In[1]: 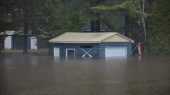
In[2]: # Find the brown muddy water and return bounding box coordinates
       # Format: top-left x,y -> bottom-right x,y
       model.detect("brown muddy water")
0,54 -> 170,95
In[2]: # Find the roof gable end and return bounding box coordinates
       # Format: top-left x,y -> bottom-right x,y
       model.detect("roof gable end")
102,33 -> 134,43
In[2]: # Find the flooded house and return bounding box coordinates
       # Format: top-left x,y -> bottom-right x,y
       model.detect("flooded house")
49,32 -> 134,59
0,31 -> 37,50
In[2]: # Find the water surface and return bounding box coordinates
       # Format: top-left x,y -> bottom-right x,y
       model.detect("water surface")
0,54 -> 170,95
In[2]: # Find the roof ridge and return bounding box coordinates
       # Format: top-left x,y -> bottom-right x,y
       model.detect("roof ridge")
115,33 -> 134,43
100,32 -> 118,42
49,32 -> 134,43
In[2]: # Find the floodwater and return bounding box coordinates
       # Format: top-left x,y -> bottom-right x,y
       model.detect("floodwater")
0,54 -> 170,95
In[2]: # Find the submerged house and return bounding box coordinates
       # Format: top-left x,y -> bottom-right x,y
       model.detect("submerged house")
49,32 -> 134,59
0,31 -> 37,50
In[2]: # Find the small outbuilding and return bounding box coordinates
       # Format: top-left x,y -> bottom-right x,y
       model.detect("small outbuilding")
0,31 -> 37,50
49,32 -> 134,59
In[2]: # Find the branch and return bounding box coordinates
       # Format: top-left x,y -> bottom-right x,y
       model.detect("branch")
36,27 -> 49,35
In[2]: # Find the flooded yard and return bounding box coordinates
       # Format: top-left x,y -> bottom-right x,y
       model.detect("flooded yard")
0,54 -> 170,95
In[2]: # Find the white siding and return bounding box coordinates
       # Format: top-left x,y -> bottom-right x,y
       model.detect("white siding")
54,47 -> 60,57
105,47 -> 127,58
30,37 -> 37,50
4,36 -> 12,49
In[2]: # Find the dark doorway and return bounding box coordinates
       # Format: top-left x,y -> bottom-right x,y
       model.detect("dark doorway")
66,49 -> 75,59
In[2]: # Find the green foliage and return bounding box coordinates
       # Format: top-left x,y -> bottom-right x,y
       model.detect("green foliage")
0,0 -> 15,32
91,0 -> 146,43
100,12 -> 125,33
31,0 -> 82,47
147,0 -> 170,54
33,0 -> 92,38
31,0 -> 100,47
91,0 -> 170,54
1,0 -> 106,48
90,0 -> 129,34
91,0 -> 148,18
1,0 -> 170,54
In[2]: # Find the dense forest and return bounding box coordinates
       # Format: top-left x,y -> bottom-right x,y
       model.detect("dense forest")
0,0 -> 170,54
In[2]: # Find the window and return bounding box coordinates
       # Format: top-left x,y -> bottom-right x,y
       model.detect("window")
66,49 -> 75,59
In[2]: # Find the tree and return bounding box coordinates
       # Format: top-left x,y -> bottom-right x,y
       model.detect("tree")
0,0 -> 15,32
32,0 -> 89,47
91,0 -> 149,39
12,0 -> 36,53
12,0 -> 87,51
147,0 -> 170,54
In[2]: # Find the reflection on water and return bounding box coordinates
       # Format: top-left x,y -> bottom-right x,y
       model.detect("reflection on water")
0,54 -> 170,95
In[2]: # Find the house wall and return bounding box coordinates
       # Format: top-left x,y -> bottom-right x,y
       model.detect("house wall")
12,35 -> 25,49
10,35 -> 35,50
50,42 -> 132,59
50,43 -> 100,59
29,37 -> 37,50
99,42 -> 132,58
4,36 -> 13,49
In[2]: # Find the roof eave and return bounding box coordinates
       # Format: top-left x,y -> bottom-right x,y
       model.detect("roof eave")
49,41 -> 101,44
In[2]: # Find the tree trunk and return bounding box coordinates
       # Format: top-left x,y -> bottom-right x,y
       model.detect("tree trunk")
138,0 -> 147,39
125,15 -> 130,37
23,22 -> 28,53
96,13 -> 100,32
90,13 -> 100,32
142,0 -> 147,39
90,0 -> 102,32
90,21 -> 95,32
